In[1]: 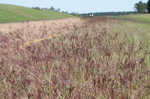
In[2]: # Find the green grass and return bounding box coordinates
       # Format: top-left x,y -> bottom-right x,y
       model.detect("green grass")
116,14 -> 150,23
108,14 -> 150,42
0,4 -> 73,23
109,14 -> 150,66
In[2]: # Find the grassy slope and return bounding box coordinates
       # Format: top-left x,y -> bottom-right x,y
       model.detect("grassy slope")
0,4 -> 73,23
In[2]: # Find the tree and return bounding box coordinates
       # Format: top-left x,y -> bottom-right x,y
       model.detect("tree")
50,6 -> 55,11
32,7 -> 41,10
56,8 -> 61,12
135,1 -> 147,13
148,0 -> 150,13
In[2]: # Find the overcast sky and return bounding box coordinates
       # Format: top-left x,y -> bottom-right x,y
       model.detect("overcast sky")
0,0 -> 148,13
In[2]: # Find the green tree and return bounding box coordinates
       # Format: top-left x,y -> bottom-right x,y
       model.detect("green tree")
148,0 -> 150,13
50,6 -> 55,11
32,7 -> 41,10
135,1 -> 147,13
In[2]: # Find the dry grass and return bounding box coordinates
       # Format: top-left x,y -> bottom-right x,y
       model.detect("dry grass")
0,17 -> 150,99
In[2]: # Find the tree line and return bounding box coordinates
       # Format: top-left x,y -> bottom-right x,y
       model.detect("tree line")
135,0 -> 150,13
32,6 -> 61,12
32,6 -> 80,16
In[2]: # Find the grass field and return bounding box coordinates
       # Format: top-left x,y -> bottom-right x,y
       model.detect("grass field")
0,6 -> 150,98
115,14 -> 150,23
107,14 -> 150,41
0,4 -> 73,23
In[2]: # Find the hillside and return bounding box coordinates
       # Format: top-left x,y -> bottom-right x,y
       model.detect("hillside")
0,4 -> 73,23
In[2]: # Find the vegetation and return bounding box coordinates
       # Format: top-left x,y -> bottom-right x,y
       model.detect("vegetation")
114,14 -> 150,23
32,6 -> 61,12
32,7 -> 41,10
0,4 -> 73,23
148,0 -> 150,13
135,1 -> 147,13
0,16 -> 150,98
80,12 -> 137,17
81,1 -> 150,17
0,2 -> 150,99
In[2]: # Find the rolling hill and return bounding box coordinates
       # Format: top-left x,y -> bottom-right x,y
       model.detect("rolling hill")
0,4 -> 73,23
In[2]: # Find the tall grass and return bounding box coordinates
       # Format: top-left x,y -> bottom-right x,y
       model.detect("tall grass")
0,17 -> 150,99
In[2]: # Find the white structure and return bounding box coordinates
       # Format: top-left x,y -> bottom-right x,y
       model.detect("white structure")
89,13 -> 93,17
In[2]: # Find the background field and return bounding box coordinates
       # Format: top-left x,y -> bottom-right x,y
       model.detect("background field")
117,14 -> 150,23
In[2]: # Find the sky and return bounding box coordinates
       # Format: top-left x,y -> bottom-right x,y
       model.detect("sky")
0,0 -> 148,13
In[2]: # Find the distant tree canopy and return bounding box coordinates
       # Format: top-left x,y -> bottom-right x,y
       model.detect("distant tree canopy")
50,6 -> 55,11
32,7 -> 41,10
148,0 -> 150,13
135,1 -> 147,13
32,6 -> 70,14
